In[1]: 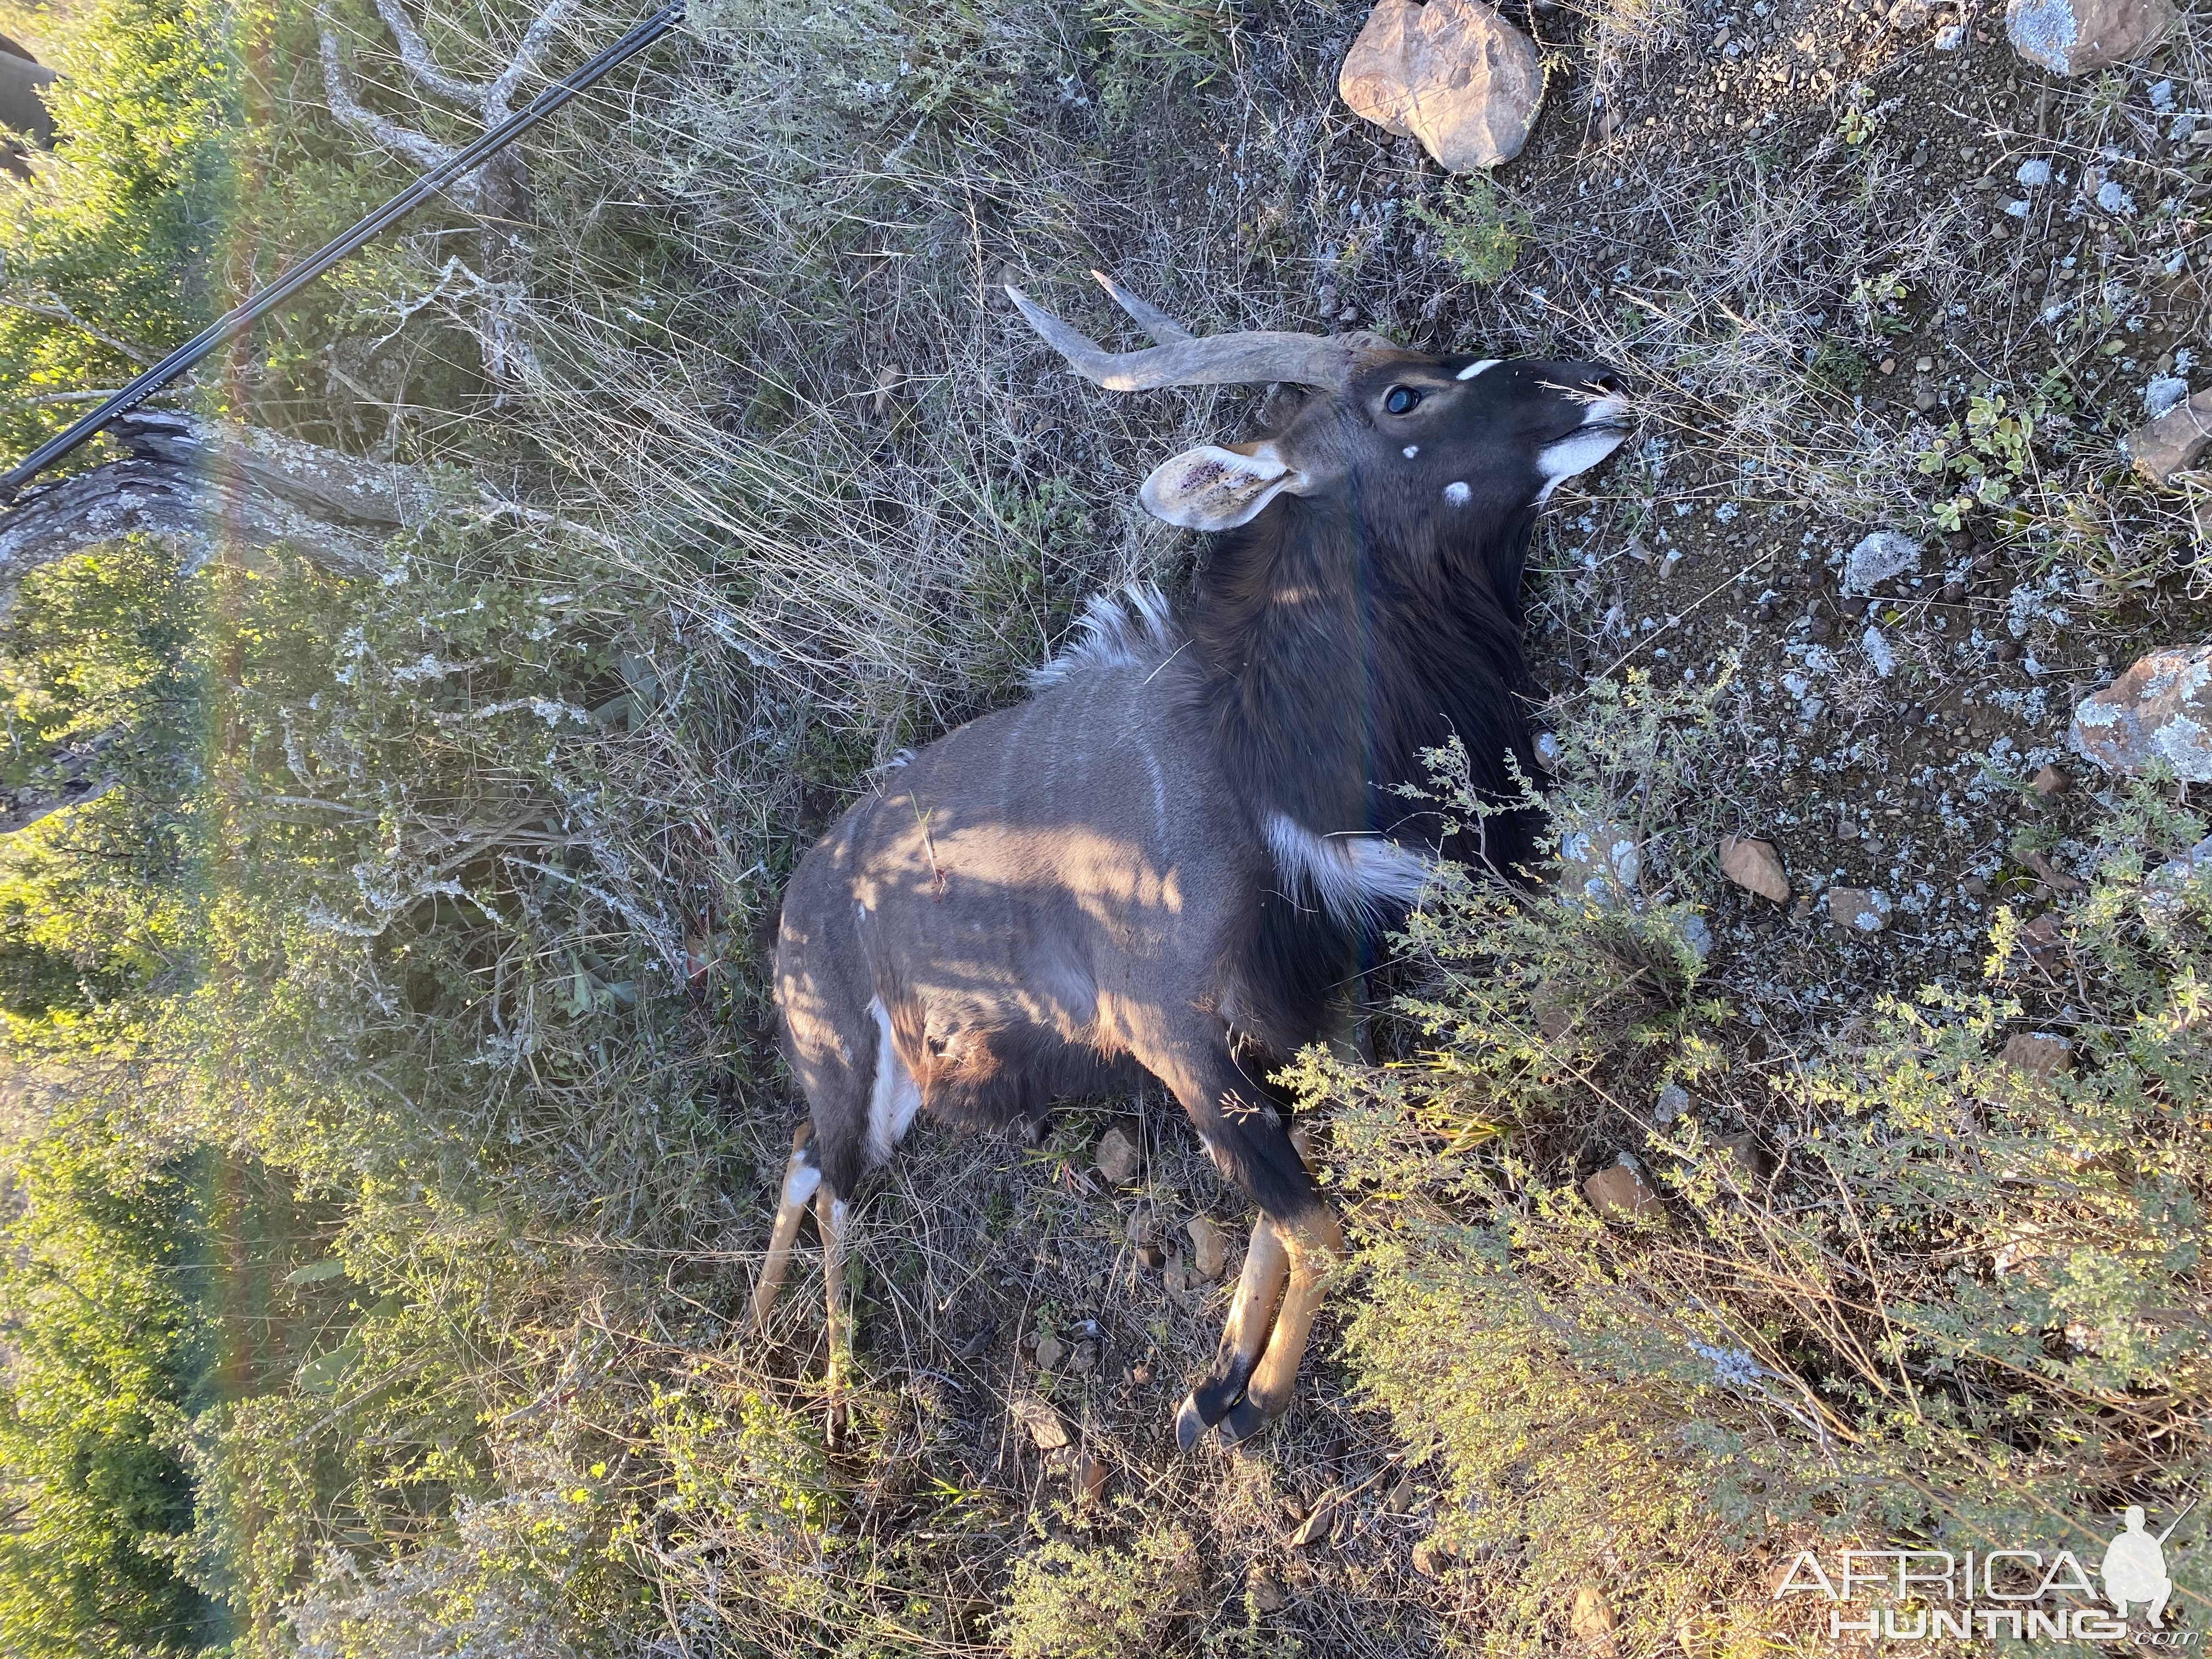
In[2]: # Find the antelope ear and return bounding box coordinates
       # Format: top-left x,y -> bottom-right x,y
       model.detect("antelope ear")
1139,441 -> 1312,531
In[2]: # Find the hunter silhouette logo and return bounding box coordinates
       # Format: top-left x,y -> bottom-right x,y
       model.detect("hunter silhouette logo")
2105,1503 -> 2192,1628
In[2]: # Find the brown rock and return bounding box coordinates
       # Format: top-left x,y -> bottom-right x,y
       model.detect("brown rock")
1583,1153 -> 1663,1220
2019,911 -> 2067,965
1286,1494 -> 1339,1548
1338,0 -> 1544,172
1009,1386 -> 1070,1452
2031,763 -> 2072,798
2072,646 -> 2212,782
1412,1535 -> 1458,1576
1186,1216 -> 1229,1281
1135,1242 -> 1166,1271
1710,1130 -> 1771,1184
1071,1448 -> 1109,1502
1826,886 -> 1893,933
2001,1032 -> 2074,1077
1093,1125 -> 1141,1187
1068,1341 -> 1099,1376
2125,389 -> 2212,482
1247,1567 -> 1289,1613
1571,1582 -> 1621,1654
1718,834 -> 1791,902
2007,0 -> 2175,76
1033,1331 -> 1065,1372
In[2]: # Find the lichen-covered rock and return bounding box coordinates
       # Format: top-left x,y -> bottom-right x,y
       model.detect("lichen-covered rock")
2123,388 -> 2212,483
1827,887 -> 1892,933
2072,646 -> 2212,782
1338,0 -> 1543,172
2006,0 -> 2174,75
1559,819 -> 1641,904
1842,529 -> 1920,594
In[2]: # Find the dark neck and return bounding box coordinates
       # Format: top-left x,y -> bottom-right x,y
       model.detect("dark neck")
1185,489 -> 1540,868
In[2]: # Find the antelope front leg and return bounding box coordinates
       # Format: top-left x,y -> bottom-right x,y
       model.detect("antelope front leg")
1215,1205 -> 1346,1445
747,1122 -> 820,1335
1174,1214 -> 1290,1452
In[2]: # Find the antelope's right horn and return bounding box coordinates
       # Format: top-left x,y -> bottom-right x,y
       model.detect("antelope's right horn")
1006,279 -> 1391,393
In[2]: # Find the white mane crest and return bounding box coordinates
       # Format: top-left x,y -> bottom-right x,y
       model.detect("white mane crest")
1026,582 -> 1180,687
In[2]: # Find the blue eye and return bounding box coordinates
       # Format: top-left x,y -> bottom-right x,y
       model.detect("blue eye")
1384,385 -> 1422,415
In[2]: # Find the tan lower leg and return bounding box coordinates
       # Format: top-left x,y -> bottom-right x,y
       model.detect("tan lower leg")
814,1182 -> 850,1435
1218,1214 -> 1291,1374
1231,1210 -> 1346,1427
747,1123 -> 818,1335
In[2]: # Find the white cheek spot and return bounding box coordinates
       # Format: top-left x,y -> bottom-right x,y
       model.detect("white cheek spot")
1456,359 -> 1500,380
1402,444 -> 1419,459
1443,480 -> 1471,506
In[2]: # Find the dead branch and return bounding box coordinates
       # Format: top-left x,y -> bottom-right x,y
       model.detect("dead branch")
0,410 -> 430,587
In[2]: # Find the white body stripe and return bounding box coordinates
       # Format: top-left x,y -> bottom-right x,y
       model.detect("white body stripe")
865,995 -> 923,1165
1265,812 -> 1434,927
1457,359 -> 1500,379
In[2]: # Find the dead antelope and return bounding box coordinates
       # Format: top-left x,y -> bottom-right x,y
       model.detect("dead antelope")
753,274 -> 1628,1448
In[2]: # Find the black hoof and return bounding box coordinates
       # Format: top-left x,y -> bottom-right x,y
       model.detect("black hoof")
1216,1395 -> 1274,1446
1174,1391 -> 1212,1452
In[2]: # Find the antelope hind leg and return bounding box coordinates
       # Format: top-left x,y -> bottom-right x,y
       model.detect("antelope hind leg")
747,1122 -> 820,1335
1214,1206 -> 1345,1445
815,1180 -> 851,1443
1174,1213 -> 1290,1452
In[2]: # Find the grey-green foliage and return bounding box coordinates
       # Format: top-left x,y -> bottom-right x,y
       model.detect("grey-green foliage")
1288,673 -> 2212,1654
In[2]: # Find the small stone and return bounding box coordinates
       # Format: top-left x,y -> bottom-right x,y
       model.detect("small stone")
2072,646 -> 2212,781
1583,1153 -> 1663,1220
1843,529 -> 1920,594
1719,834 -> 1791,902
1942,578 -> 1967,602
1033,1331 -> 1066,1371
1338,0 -> 1545,172
1839,594 -> 1869,618
1136,1242 -> 1166,1270
2122,389 -> 2212,481
1093,1125 -> 1141,1187
2006,0 -> 2175,76
1572,1583 -> 1621,1654
1710,1130 -> 1770,1183
1009,1386 -> 1071,1451
1287,1494 -> 1339,1548
2032,763 -> 2071,797
2020,911 -> 2067,964
1996,639 -> 2024,662
2001,1032 -> 2074,1077
1385,1474 -> 1418,1514
1069,1341 -> 1099,1376
1248,1567 -> 1289,1613
1916,357 -> 1936,372
1412,1535 -> 1459,1576
1962,874 -> 1990,897
1186,1216 -> 1229,1280
1754,602 -> 1775,623
1827,887 -> 1892,933
1808,615 -> 1833,641
1914,390 -> 1939,411
1071,1447 -> 1110,1501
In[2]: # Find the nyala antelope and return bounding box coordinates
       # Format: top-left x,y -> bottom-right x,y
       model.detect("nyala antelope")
752,274 -> 1628,1448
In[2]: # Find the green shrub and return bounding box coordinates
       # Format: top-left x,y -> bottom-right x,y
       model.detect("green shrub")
996,1521 -> 1199,1659
1291,674 -> 2212,1652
